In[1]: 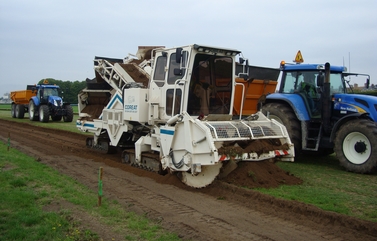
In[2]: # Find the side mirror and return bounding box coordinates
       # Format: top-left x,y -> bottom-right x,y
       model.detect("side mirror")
176,48 -> 182,63
238,57 -> 249,80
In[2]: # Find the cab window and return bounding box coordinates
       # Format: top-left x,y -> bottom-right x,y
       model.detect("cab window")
167,52 -> 188,85
153,56 -> 167,87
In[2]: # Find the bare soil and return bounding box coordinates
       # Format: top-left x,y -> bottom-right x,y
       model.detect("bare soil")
0,118 -> 376,241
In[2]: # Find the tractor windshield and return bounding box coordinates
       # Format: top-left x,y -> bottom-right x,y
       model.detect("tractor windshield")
329,73 -> 346,94
43,88 -> 59,97
280,70 -> 317,94
281,71 -> 346,95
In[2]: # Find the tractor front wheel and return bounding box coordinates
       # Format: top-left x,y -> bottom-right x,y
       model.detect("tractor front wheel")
39,105 -> 50,123
63,105 -> 73,122
334,119 -> 377,173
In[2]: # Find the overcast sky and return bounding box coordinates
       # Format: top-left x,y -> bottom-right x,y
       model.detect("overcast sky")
1,0 -> 376,95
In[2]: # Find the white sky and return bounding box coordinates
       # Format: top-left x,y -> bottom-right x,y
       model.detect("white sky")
1,0 -> 376,94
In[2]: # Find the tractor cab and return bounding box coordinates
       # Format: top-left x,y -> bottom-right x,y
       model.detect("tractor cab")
278,51 -> 351,119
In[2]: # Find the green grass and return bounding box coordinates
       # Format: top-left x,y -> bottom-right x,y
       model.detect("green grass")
257,156 -> 377,222
0,108 -> 81,133
0,141 -> 180,241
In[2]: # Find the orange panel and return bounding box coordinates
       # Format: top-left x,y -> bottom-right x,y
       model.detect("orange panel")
233,78 -> 277,115
10,90 -> 37,105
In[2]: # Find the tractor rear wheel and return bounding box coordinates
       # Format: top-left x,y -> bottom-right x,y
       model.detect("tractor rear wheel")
334,119 -> 377,173
39,105 -> 50,122
262,103 -> 302,156
29,100 -> 39,121
63,105 -> 73,122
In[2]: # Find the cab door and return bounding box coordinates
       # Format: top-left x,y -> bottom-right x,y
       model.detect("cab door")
148,49 -> 188,123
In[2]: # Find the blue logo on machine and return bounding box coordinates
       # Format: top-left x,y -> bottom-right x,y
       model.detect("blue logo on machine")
125,104 -> 138,113
125,95 -> 137,113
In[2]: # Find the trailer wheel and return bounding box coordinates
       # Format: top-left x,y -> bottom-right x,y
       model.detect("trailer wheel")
39,105 -> 50,122
11,103 -> 16,118
28,100 -> 39,121
15,104 -> 25,119
334,119 -> 377,173
262,103 -> 302,156
63,105 -> 73,122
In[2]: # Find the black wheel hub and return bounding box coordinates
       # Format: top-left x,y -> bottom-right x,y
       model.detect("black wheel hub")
354,141 -> 367,153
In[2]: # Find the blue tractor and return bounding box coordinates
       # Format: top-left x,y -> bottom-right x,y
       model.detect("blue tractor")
28,84 -> 74,123
262,61 -> 377,173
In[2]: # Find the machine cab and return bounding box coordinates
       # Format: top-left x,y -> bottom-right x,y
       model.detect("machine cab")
148,44 -> 243,123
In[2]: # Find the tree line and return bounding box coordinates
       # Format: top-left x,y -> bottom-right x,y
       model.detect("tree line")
37,78 -> 87,104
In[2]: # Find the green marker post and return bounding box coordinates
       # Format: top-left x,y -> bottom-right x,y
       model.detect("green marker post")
98,167 -> 103,206
7,132 -> 10,151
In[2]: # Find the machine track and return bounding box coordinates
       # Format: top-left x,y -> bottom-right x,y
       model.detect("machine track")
86,137 -> 117,154
121,149 -> 166,174
0,118 -> 376,241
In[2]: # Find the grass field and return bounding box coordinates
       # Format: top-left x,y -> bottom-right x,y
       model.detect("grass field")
0,141 -> 179,241
0,109 -> 376,223
267,158 -> 377,222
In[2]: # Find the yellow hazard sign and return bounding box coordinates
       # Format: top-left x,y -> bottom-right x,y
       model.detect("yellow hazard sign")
294,50 -> 304,63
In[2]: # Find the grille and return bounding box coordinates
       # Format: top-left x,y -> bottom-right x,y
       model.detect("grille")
204,120 -> 285,141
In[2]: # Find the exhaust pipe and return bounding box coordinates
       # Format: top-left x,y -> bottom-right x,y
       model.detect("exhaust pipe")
323,63 -> 331,134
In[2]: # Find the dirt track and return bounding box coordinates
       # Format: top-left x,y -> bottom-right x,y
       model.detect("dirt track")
0,118 -> 376,241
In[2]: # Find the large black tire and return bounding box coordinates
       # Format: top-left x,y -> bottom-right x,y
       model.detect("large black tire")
262,103 -> 302,156
15,104 -> 25,119
39,105 -> 50,123
334,119 -> 377,173
63,105 -> 73,122
11,103 -> 16,118
28,100 -> 39,121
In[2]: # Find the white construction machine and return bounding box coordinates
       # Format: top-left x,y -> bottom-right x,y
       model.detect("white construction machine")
76,44 -> 294,188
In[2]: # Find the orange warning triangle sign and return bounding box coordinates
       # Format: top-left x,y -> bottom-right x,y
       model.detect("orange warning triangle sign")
294,50 -> 304,63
